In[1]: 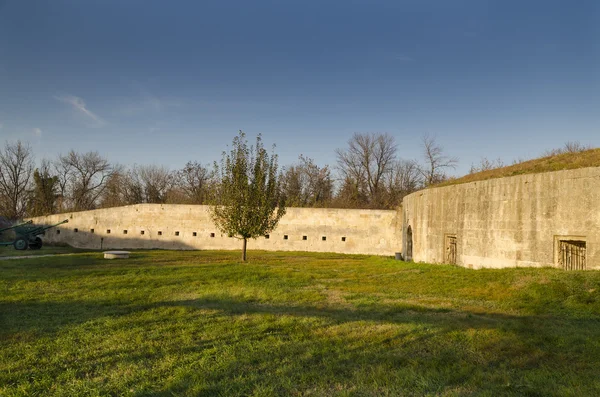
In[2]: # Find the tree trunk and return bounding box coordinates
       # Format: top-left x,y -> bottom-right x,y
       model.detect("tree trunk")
242,238 -> 247,262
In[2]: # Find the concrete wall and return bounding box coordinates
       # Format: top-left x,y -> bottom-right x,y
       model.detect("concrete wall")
29,204 -> 403,256
402,167 -> 600,269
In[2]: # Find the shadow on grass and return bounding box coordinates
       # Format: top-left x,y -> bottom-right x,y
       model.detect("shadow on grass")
3,294 -> 600,395
152,297 -> 600,395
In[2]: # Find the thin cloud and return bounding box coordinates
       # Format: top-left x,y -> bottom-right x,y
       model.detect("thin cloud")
33,127 -> 42,137
54,94 -> 105,126
118,92 -> 183,116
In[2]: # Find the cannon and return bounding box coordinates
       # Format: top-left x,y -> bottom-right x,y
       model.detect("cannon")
0,219 -> 33,234
0,219 -> 69,250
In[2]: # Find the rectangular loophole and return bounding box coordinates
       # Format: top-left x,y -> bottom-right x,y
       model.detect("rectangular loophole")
106,229 -> 111,234
175,231 -> 180,236
284,235 -> 288,240
265,234 -> 270,239
140,230 -> 145,235
74,228 -> 78,233
56,229 -> 61,235
158,231 -> 162,236
193,232 -> 197,237
445,234 -> 457,265
341,237 -> 346,242
123,230 -> 128,235
322,236 -> 326,241
90,229 -> 94,234
302,236 -> 307,241
210,233 -> 215,238
557,239 -> 586,270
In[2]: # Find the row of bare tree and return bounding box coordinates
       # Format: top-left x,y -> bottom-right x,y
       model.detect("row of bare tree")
0,133 -> 458,220
333,133 -> 457,208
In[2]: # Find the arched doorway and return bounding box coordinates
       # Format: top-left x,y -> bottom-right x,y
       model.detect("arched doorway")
406,225 -> 413,261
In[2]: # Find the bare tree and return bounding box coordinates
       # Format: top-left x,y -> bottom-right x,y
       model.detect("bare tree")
135,164 -> 174,204
281,155 -> 333,207
333,176 -> 368,208
0,141 -> 34,220
300,155 -> 334,207
335,132 -> 397,207
98,165 -> 129,208
57,150 -> 114,211
53,156 -> 73,212
281,164 -> 305,207
469,157 -> 504,174
543,141 -> 593,157
385,159 -> 422,206
419,135 -> 458,186
174,161 -> 214,204
121,165 -> 146,204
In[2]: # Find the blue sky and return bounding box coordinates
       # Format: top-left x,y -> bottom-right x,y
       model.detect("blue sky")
0,0 -> 598,175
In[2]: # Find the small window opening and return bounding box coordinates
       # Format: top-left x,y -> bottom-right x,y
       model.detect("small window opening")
90,229 -> 94,234
106,229 -> 111,234
322,236 -> 326,241
303,236 -> 307,241
158,231 -> 162,236
140,230 -> 145,235
74,228 -> 78,232
193,232 -> 197,237
123,230 -> 128,235
341,236 -> 346,242
284,235 -> 288,240
210,233 -> 215,238
56,229 -> 61,235
265,234 -> 270,239
175,231 -> 180,236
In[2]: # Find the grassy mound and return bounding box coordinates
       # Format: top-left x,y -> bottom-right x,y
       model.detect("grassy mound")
438,147 -> 600,187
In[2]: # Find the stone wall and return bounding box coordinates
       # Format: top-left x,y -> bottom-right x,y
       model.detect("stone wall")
402,167 -> 600,269
26,166 -> 600,268
28,205 -> 403,256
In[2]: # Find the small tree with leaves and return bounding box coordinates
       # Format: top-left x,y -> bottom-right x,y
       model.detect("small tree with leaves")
29,160 -> 59,216
210,131 -> 286,261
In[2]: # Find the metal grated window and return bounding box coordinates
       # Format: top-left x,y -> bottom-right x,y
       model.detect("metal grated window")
559,240 -> 586,270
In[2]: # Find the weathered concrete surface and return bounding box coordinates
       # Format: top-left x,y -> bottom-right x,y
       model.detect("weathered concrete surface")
29,205 -> 402,256
103,251 -> 131,259
402,167 -> 600,269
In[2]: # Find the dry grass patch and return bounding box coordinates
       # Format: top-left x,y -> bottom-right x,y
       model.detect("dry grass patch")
438,147 -> 600,187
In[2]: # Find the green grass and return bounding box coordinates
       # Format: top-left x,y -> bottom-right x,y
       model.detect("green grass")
0,244 -> 87,257
2,250 -> 600,396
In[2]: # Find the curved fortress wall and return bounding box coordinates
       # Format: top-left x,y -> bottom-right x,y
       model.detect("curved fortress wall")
29,205 -> 402,256
402,167 -> 600,269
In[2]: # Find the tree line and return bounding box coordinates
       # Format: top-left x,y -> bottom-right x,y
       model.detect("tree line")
0,132 -> 459,221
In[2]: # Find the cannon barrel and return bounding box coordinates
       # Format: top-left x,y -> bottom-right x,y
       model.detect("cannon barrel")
42,219 -> 69,230
0,220 -> 33,234
15,219 -> 69,237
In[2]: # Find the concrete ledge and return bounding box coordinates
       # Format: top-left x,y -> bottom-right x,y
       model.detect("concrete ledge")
104,250 -> 131,259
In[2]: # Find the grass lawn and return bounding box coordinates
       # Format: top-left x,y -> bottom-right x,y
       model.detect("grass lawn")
1,250 -> 600,396
0,245 -> 88,258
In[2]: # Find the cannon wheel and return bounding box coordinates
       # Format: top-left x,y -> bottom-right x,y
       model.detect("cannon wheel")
29,237 -> 43,250
14,237 -> 28,251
